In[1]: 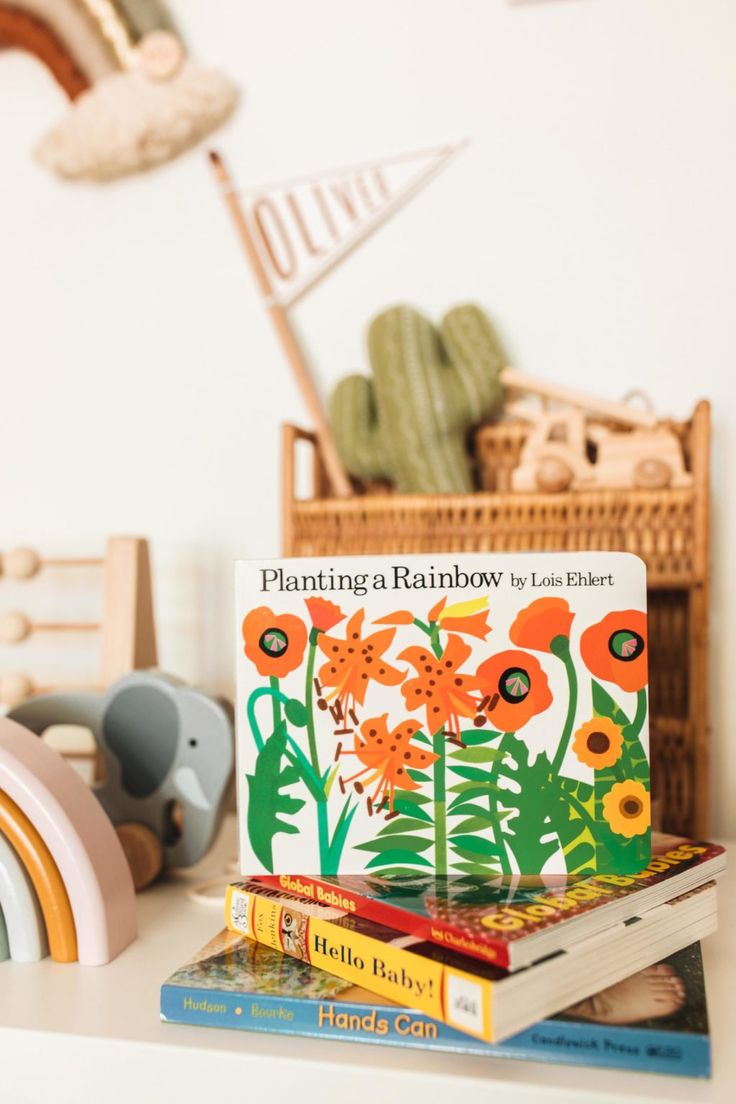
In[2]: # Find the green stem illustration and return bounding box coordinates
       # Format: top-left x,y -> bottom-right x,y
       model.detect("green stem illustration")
488,733 -> 512,877
305,630 -> 322,777
550,635 -> 579,775
432,728 -> 447,875
428,624 -> 447,874
629,688 -> 648,741
305,628 -> 330,873
269,676 -> 282,735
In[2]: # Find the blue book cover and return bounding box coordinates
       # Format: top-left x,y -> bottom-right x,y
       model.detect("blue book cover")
160,930 -> 710,1078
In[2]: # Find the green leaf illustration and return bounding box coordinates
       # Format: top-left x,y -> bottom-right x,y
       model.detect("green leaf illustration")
246,721 -> 306,871
355,835 -> 434,855
450,746 -> 506,763
457,728 -> 503,746
494,737 -> 559,872
284,698 -> 308,728
365,849 -> 434,870
377,816 -> 436,836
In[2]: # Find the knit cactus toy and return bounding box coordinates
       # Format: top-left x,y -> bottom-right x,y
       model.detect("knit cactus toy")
330,303 -> 506,494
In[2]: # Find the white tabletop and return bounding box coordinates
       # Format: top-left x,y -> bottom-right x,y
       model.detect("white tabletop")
0,817 -> 732,1104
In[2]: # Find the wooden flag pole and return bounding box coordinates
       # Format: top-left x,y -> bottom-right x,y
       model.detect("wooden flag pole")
209,150 -> 352,499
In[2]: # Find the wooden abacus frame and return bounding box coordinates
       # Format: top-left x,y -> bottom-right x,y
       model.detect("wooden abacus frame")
0,536 -> 157,708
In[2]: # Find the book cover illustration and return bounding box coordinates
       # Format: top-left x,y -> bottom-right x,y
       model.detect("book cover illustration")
258,836 -> 725,968
235,552 -> 650,876
161,931 -> 711,1078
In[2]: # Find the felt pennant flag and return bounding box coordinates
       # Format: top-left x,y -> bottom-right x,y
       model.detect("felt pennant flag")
235,144 -> 465,308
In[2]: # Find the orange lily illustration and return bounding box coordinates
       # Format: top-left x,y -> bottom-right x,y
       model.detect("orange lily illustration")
337,715 -> 439,812
376,595 -> 491,640
398,634 -> 481,739
317,609 -> 404,712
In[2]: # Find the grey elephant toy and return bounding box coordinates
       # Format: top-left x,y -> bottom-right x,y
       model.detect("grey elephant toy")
8,671 -> 234,888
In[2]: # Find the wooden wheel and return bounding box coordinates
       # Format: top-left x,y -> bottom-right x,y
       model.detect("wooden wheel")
535,457 -> 574,493
633,458 -> 672,489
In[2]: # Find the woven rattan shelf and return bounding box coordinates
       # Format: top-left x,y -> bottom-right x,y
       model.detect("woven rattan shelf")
281,400 -> 711,836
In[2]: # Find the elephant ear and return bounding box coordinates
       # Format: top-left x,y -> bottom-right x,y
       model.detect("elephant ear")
101,683 -> 180,799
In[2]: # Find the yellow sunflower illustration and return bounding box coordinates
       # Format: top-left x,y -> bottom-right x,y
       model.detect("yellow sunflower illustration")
602,780 -> 650,838
572,717 -> 623,770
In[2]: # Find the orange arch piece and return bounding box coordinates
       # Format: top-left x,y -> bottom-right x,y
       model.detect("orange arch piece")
0,791 -> 77,963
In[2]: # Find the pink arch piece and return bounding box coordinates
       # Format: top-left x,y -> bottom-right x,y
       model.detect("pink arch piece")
0,717 -> 136,965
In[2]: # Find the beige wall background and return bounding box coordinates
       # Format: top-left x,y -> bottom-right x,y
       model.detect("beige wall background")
1,0 -> 734,831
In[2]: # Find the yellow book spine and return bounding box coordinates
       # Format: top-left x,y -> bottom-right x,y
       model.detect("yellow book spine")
224,884 -> 494,1041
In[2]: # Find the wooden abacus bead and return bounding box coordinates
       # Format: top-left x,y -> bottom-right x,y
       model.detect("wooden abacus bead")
0,672 -> 34,707
2,547 -> 41,579
0,611 -> 31,644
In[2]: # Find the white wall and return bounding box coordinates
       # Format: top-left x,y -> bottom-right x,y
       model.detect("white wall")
1,0 -> 735,831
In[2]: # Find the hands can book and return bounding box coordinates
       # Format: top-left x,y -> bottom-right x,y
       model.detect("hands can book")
161,931 -> 711,1079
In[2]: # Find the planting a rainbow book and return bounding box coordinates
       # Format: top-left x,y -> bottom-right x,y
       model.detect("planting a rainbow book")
235,551 -> 652,879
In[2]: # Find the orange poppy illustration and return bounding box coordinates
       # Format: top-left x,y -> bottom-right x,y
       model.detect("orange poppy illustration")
602,779 -> 650,838
580,610 -> 648,692
317,609 -> 405,711
572,717 -> 624,770
398,634 -> 482,739
242,607 -> 308,678
337,715 -> 439,812
475,649 -> 553,732
305,596 -> 345,633
509,597 -> 574,652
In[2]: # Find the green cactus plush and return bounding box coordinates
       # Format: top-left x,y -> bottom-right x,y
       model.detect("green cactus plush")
330,304 -> 506,494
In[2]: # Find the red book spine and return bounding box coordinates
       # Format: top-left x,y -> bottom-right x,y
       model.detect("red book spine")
253,875 -> 511,969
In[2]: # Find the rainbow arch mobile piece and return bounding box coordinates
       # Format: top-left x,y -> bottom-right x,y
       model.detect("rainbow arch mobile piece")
0,832 -> 47,963
0,0 -> 237,180
0,717 -> 136,965
0,790 -> 77,962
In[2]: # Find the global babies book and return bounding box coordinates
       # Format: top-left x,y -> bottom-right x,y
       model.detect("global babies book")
235,551 -> 651,877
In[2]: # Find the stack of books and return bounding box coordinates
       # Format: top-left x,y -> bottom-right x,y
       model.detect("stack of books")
162,833 -> 724,1078
163,553 -> 725,1078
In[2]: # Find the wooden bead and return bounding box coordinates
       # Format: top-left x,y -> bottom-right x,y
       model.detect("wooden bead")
0,672 -> 34,707
115,822 -> 164,892
535,457 -> 574,493
2,547 -> 41,579
138,30 -> 184,81
0,611 -> 31,644
633,458 -> 672,490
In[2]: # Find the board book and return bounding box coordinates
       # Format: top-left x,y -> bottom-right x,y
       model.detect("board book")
161,931 -> 711,1079
254,835 -> 725,970
224,877 -> 717,1043
235,551 -> 651,877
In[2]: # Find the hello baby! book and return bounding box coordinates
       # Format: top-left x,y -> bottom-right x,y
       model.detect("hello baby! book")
235,552 -> 650,878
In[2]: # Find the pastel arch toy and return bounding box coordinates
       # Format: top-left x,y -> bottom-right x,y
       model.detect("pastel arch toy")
0,831 -> 48,962
0,790 -> 77,963
0,717 -> 136,965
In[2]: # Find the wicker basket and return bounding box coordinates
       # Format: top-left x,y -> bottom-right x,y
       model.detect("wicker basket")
282,401 -> 711,836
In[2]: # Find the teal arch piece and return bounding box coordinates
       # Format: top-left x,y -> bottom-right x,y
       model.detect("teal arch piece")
0,831 -> 48,962
0,904 -> 8,961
